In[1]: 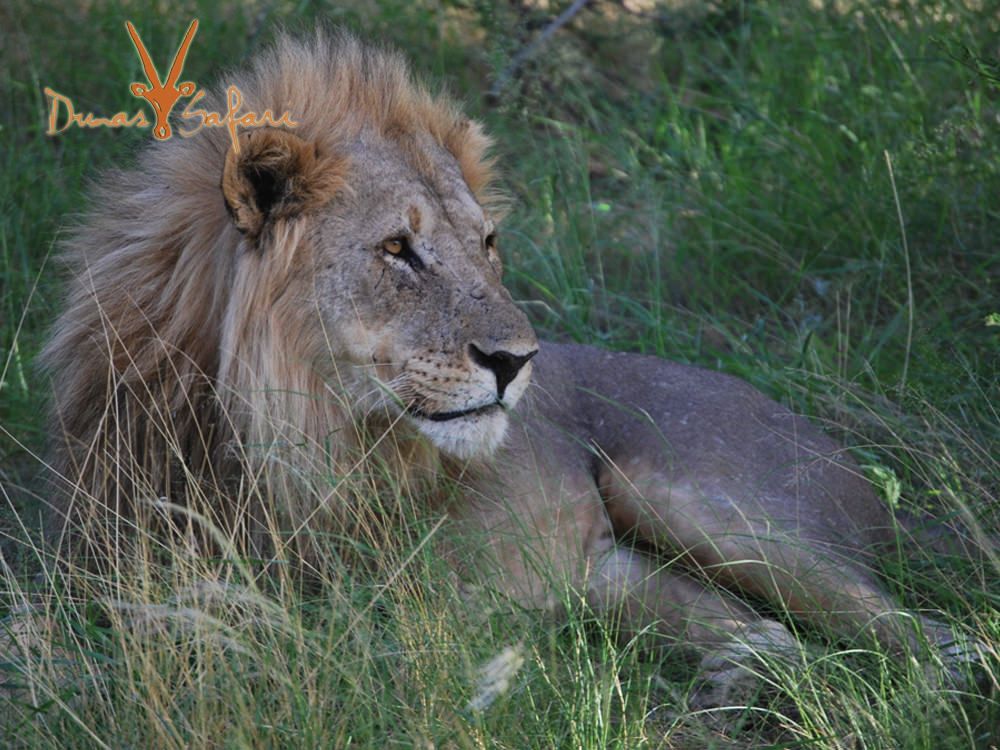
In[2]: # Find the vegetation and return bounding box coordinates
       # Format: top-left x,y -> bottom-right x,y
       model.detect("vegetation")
2,1 -> 997,747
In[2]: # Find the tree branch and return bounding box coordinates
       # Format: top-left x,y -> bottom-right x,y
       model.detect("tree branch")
487,0 -> 591,102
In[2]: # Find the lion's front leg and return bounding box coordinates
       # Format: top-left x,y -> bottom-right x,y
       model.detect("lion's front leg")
450,469 -> 803,709
588,544 -> 804,709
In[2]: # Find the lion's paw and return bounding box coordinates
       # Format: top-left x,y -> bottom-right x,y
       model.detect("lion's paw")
686,619 -> 809,718
688,645 -> 770,711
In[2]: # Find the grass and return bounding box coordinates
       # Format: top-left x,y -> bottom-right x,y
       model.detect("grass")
2,0 -> 998,747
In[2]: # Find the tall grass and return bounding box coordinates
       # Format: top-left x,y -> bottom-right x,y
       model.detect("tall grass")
2,1 -> 998,747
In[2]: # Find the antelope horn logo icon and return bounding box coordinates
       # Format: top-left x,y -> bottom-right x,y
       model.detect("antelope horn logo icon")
126,20 -> 198,140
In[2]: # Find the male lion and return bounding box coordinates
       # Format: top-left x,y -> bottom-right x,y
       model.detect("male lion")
42,30 -> 979,704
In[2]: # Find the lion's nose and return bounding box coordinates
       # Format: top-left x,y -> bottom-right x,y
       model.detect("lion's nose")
468,344 -> 538,400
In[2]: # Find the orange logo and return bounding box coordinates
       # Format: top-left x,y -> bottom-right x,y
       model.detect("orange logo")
44,20 -> 296,153
126,19 -> 198,140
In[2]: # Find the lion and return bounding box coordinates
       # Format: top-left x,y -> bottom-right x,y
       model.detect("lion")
41,29 -> 982,706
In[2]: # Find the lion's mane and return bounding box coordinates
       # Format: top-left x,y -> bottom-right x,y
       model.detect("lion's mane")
41,31 -> 496,559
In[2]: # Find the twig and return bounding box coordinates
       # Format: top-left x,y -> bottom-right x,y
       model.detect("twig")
884,150 -> 914,396
487,0 -> 591,102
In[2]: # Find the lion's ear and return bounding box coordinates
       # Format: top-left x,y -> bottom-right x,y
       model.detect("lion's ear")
222,128 -> 346,242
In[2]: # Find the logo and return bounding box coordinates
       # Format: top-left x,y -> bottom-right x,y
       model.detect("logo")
43,20 -> 296,153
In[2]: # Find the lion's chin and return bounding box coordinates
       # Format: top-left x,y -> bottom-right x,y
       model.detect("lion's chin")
409,408 -> 509,460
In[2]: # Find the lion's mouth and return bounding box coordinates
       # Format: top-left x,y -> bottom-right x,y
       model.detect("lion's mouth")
409,401 -> 503,422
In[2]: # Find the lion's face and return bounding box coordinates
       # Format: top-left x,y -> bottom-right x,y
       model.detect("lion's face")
224,127 -> 537,459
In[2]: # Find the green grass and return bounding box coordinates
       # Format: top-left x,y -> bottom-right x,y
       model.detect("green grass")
2,0 -> 998,747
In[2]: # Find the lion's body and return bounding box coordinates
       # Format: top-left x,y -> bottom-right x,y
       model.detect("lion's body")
452,344 -> 902,640
43,31 -> 974,702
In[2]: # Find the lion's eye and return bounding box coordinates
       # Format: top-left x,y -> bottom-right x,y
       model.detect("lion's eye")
382,238 -> 405,255
380,236 -> 424,270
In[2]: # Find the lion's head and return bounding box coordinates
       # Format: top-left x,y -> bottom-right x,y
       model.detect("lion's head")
42,31 -> 537,540
217,45 -> 539,461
